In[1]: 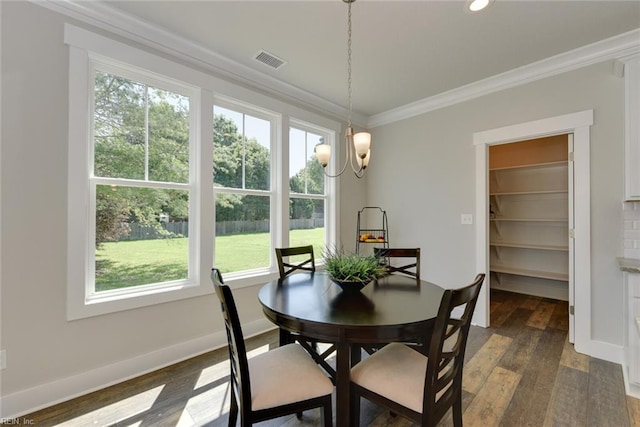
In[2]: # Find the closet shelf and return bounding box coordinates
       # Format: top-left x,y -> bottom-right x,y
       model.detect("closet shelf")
490,160 -> 568,172
490,217 -> 568,222
490,189 -> 568,196
490,242 -> 569,251
490,265 -> 568,282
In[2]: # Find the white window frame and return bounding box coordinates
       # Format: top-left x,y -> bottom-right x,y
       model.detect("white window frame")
287,119 -> 333,256
66,26 -> 213,320
88,60 -> 200,297
65,24 -> 340,320
212,98 -> 279,279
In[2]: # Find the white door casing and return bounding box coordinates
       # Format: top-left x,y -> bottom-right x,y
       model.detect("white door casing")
568,133 -> 575,343
473,110 -> 592,355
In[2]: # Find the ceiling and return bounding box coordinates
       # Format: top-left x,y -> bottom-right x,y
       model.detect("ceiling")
79,1 -> 640,121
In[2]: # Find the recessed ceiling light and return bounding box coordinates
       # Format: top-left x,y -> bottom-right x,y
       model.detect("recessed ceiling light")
467,0 -> 494,12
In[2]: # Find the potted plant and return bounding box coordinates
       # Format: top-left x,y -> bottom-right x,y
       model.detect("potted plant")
323,248 -> 387,291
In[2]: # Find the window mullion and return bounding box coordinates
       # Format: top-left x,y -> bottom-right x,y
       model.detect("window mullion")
242,114 -> 247,189
144,84 -> 150,181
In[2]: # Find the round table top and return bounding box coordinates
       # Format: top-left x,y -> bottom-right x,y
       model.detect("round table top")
258,272 -> 445,342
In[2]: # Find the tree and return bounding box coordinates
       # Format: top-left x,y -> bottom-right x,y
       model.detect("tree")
93,72 -> 280,245
213,113 -> 271,221
289,154 -> 325,219
93,72 -> 190,246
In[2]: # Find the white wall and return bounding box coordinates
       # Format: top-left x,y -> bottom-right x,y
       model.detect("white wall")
367,61 -> 625,347
0,1 -> 365,417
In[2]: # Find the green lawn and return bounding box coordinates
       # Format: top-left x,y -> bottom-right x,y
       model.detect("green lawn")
95,228 -> 325,291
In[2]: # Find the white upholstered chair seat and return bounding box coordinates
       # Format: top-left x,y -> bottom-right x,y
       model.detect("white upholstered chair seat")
350,274 -> 485,427
350,342 -> 428,413
248,343 -> 334,411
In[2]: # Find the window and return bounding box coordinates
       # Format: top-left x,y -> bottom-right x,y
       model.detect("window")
66,25 -> 339,319
90,65 -> 197,296
289,126 -> 327,256
213,105 -> 275,275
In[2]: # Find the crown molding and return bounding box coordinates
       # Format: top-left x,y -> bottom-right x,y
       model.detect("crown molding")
35,0 -> 368,127
31,1 -> 640,130
368,28 -> 640,128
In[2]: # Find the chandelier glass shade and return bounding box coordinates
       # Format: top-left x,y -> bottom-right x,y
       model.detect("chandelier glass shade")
316,0 -> 371,179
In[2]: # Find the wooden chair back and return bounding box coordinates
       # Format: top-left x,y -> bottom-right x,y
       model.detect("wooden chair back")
350,273 -> 485,427
422,273 -> 485,425
374,247 -> 421,279
274,246 -> 336,381
275,245 -> 316,279
211,268 -> 334,426
210,268 -> 252,420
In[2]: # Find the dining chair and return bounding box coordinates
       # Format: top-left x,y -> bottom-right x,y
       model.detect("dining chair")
275,245 -> 316,279
210,268 -> 334,427
275,246 -> 337,382
349,273 -> 485,427
374,247 -> 421,279
362,247 -> 421,356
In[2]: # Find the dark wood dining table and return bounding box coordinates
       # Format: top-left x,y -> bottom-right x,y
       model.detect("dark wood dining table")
258,271 -> 445,427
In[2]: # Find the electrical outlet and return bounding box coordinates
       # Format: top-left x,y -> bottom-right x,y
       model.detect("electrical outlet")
0,350 -> 6,370
461,214 -> 473,225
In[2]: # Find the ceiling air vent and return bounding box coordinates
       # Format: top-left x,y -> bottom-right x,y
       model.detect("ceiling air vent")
253,50 -> 287,70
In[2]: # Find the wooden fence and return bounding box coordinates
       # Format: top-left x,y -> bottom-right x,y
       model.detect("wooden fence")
120,219 -> 324,241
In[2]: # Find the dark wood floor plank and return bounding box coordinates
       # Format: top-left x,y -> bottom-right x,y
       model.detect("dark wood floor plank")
496,307 -> 544,375
463,334 -> 513,394
493,306 -> 534,339
526,301 -> 556,330
499,327 -> 566,427
587,358 -> 631,427
463,366 -> 521,426
434,390 -> 475,427
490,293 -> 523,328
498,326 -> 543,374
628,395 -> 640,427
464,323 -> 494,363
559,336 -> 590,373
543,365 -> 589,427
547,299 -> 569,331
520,295 -> 543,311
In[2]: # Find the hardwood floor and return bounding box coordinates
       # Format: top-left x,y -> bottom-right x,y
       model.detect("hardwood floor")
17,290 -> 640,426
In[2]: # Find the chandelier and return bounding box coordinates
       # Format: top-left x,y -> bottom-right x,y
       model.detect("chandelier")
315,0 -> 371,179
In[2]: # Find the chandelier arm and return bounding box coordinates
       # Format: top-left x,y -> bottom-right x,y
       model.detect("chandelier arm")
322,146 -> 351,178
348,145 -> 365,176
320,132 -> 352,178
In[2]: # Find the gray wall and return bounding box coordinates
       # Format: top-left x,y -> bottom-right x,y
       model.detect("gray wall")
367,61 -> 625,346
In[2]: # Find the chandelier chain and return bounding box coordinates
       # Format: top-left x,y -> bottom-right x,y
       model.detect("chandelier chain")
347,0 -> 352,129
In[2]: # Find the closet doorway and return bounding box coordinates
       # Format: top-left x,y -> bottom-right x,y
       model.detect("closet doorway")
473,111 -> 593,352
489,135 -> 572,327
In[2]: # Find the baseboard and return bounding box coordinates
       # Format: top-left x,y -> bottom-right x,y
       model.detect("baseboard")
579,339 -> 624,365
0,318 -> 275,419
490,281 -> 568,302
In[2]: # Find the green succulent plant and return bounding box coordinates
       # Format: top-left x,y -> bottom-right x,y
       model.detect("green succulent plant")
323,248 -> 387,283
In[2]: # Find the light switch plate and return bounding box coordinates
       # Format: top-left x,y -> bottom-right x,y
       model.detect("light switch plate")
0,350 -> 6,370
461,214 -> 473,225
